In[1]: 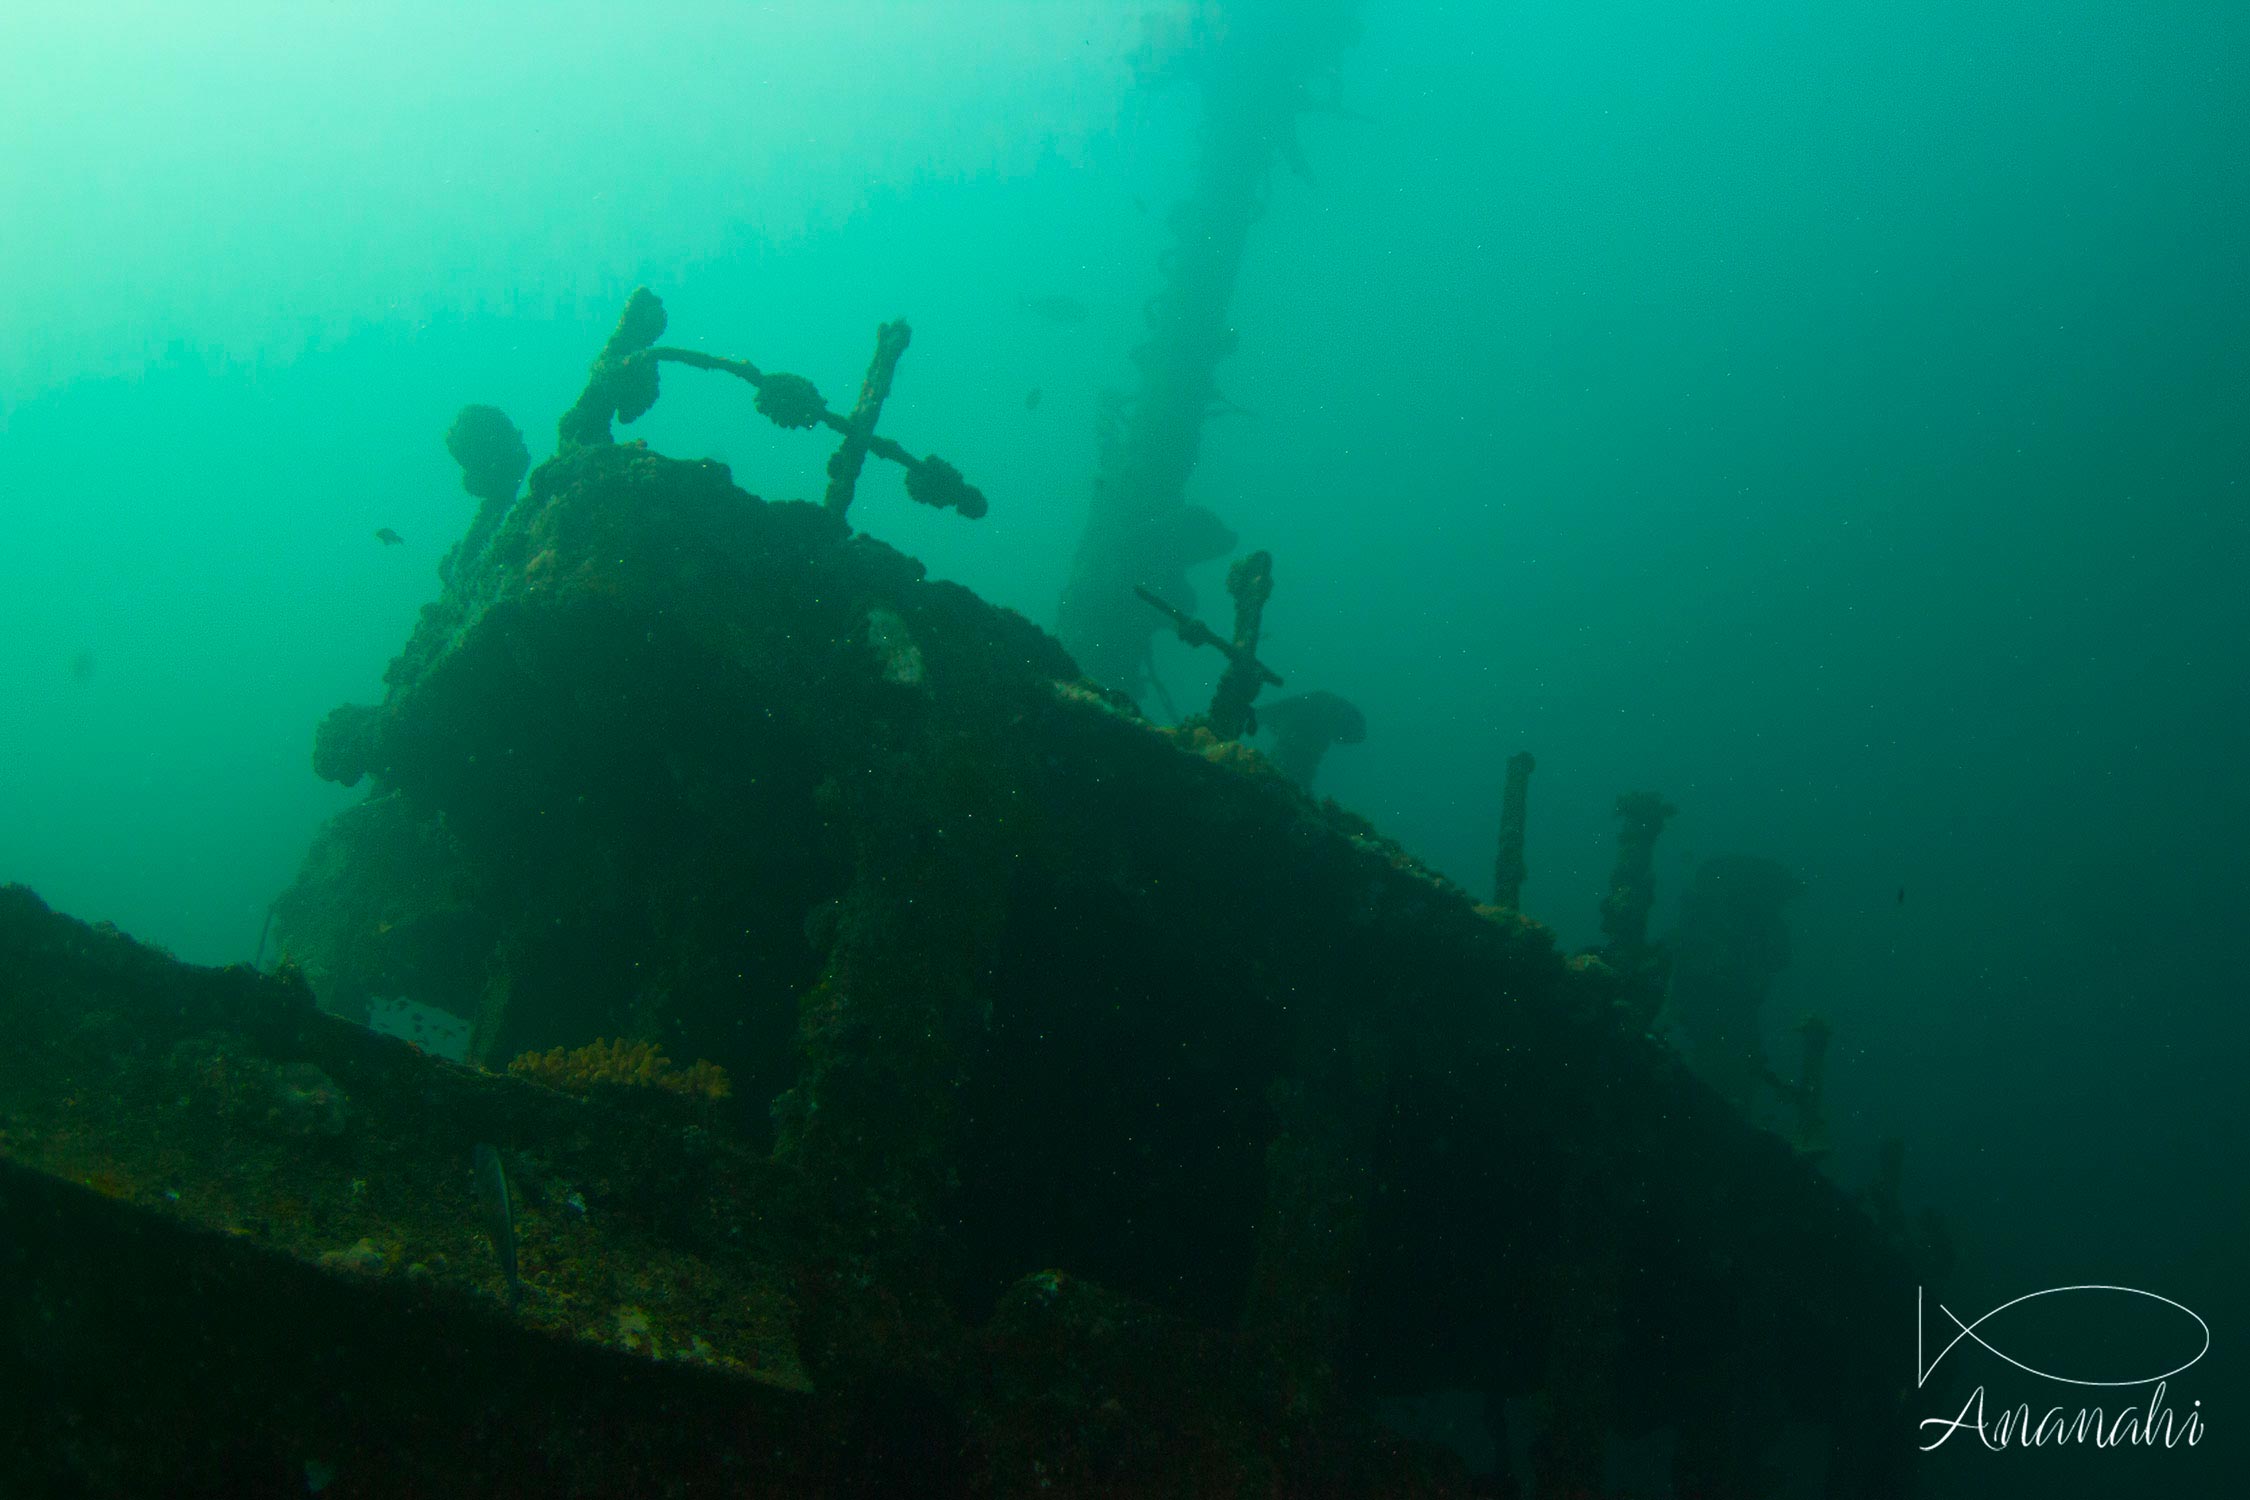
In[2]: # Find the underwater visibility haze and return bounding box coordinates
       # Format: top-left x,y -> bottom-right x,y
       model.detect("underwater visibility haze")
2,3 -> 2245,1496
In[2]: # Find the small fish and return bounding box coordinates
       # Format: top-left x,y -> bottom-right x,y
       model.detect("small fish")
1897,886 -> 1906,905
1024,387 -> 1043,411
374,527 -> 404,546
1021,294 -> 1088,326
472,1143 -> 521,1307
67,649 -> 96,683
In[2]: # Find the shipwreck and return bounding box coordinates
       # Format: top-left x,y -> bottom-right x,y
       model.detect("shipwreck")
0,289 -> 1920,1498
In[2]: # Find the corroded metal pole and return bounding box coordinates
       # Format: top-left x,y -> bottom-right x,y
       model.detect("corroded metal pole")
557,288 -> 667,448
1206,551 -> 1274,740
824,320 -> 913,517
1493,750 -> 1535,908
1599,790 -> 1677,957
1600,789 -> 1678,1031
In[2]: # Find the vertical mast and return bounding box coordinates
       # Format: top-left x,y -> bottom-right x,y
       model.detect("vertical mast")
1056,0 -> 1361,697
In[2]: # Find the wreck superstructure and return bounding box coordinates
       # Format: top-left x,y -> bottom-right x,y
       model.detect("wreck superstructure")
0,294 -> 1921,1498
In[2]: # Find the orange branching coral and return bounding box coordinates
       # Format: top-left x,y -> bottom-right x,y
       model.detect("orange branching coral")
508,1038 -> 732,1101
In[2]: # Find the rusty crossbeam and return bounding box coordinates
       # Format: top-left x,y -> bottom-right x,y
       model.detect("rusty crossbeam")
561,288 -> 986,521
1133,584 -> 1283,691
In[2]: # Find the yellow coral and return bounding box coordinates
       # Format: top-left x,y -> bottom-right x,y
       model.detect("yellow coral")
508,1038 -> 732,1101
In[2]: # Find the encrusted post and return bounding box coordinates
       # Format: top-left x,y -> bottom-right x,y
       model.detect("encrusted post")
557,288 -> 667,448
441,404 -> 529,584
1599,790 -> 1677,1030
1206,550 -> 1274,740
1599,791 -> 1676,957
446,405 -> 530,507
824,320 -> 913,517
1493,750 -> 1535,908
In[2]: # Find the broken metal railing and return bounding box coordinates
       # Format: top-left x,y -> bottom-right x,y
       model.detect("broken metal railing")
559,287 -> 987,521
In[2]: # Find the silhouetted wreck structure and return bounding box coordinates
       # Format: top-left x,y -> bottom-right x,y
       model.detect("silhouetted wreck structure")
0,294 -> 1917,1498
1057,0 -> 1362,699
